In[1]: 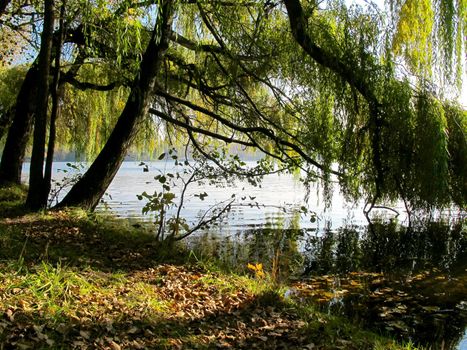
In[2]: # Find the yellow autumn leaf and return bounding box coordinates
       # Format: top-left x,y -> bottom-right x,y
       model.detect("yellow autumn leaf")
247,263 -> 257,271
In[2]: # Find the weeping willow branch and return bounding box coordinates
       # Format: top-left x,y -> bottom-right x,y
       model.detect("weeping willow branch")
154,89 -> 342,176
283,0 -> 381,105
210,51 -> 304,144
196,6 -> 312,162
148,107 -> 254,147
152,103 -> 306,172
235,60 -> 305,123
283,0 -> 386,201
186,123 -> 291,178
197,6 -> 302,143
169,30 -> 268,61
155,89 -> 278,136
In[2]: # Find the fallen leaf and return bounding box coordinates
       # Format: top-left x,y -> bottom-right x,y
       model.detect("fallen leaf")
109,340 -> 121,350
79,330 -> 91,339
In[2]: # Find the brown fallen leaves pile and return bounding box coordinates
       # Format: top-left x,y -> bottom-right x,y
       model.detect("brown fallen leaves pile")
0,262 -> 312,349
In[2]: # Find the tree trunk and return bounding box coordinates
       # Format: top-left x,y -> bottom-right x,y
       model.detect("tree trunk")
56,1 -> 174,210
44,0 -> 66,207
26,0 -> 55,209
0,106 -> 14,141
0,64 -> 39,186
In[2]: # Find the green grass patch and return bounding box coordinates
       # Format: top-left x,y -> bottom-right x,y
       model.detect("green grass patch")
0,183 -> 28,217
0,183 -> 27,202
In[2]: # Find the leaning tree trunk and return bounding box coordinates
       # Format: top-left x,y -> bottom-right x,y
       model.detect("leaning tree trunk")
0,64 -> 39,186
56,1 -> 174,210
26,0 -> 55,209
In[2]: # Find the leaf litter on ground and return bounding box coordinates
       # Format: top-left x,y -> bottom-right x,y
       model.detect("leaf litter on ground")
0,210 -> 423,349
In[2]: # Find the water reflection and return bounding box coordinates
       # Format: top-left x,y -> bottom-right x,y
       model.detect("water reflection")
303,220 -> 466,276
189,219 -> 466,349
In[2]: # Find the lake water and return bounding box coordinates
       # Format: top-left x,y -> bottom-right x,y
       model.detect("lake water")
24,161 -> 411,232
22,161 -> 466,349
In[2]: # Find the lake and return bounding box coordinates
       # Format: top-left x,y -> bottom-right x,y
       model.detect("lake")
24,161 -> 410,231
22,161 -> 466,349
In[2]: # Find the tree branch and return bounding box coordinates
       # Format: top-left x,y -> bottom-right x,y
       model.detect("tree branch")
149,107 -> 254,148
169,30 -> 268,61
186,122 -> 290,178
154,89 -> 342,176
60,74 -> 120,91
174,198 -> 235,241
283,0 -> 380,106
283,0 -> 383,195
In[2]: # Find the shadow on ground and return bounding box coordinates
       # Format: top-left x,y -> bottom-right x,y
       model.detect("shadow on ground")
0,209 -> 184,271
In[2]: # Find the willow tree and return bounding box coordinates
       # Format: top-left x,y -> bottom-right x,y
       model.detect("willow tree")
25,0 -> 55,209
0,0 -> 41,185
54,0 -> 466,212
281,0 -> 466,209
0,0 -> 141,186
0,0 -> 465,212
152,0 -> 465,210
0,0 -> 71,186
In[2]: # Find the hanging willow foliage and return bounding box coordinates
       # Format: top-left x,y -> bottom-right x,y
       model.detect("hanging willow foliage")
392,0 -> 434,75
444,103 -> 467,207
60,0 -> 464,210
389,0 -> 466,89
57,64 -> 130,159
413,94 -> 450,207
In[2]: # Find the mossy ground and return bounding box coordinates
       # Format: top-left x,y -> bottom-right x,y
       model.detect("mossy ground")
0,186 -> 420,349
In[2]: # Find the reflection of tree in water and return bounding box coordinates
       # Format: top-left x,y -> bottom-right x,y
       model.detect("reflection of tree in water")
303,220 -> 466,276
189,211 -> 305,280
300,219 -> 466,349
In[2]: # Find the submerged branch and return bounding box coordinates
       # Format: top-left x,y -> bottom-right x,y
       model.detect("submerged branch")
174,198 -> 235,241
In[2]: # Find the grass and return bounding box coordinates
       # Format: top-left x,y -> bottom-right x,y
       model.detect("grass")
0,183 -> 29,217
0,188 -> 423,349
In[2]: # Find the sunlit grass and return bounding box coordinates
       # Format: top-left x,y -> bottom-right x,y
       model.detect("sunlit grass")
0,183 -> 27,202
